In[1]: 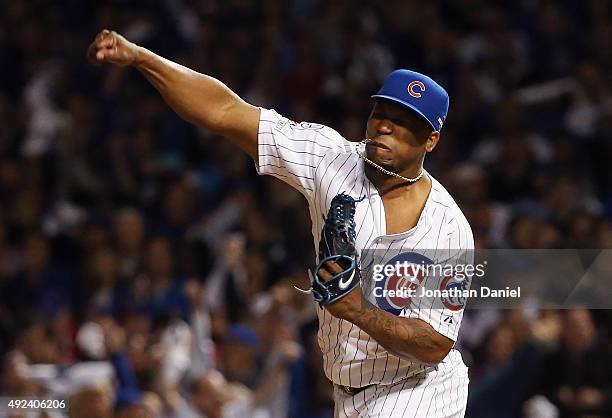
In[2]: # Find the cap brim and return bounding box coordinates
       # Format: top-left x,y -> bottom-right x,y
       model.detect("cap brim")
371,94 -> 438,132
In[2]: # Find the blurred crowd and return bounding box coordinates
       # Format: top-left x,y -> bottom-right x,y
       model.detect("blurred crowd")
0,0 -> 611,417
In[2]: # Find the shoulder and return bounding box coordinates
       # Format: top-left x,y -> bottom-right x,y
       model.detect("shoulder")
428,175 -> 474,241
259,108 -> 354,153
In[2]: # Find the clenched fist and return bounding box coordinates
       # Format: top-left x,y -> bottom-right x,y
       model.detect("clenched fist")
87,29 -> 141,67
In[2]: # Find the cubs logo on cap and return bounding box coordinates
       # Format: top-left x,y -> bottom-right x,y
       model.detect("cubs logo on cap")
372,69 -> 450,132
407,81 -> 426,98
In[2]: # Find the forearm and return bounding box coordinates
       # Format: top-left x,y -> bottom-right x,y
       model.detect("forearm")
132,47 -> 259,156
352,306 -> 452,365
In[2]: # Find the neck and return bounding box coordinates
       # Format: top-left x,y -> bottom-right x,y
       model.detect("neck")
365,163 -> 426,197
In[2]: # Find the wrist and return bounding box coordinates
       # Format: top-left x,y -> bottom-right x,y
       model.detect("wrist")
132,45 -> 148,67
342,290 -> 368,323
341,306 -> 363,324
351,306 -> 370,328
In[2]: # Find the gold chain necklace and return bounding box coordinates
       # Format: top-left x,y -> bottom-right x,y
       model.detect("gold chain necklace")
359,139 -> 424,183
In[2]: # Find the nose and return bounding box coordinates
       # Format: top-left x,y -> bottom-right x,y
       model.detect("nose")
376,118 -> 393,135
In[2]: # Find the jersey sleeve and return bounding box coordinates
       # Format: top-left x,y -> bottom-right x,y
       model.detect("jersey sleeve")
401,216 -> 475,342
256,108 -> 350,198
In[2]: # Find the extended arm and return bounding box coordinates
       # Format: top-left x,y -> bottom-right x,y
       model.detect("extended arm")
87,30 -> 259,159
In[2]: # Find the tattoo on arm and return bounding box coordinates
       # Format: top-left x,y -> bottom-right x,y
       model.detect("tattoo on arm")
355,307 -> 452,365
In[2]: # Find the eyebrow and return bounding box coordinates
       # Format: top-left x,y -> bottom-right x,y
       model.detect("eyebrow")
373,108 -> 418,124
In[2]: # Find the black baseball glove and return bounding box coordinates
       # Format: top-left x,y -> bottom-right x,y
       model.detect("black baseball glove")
296,193 -> 362,306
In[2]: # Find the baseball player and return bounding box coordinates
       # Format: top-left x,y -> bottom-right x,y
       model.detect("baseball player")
88,30 -> 473,417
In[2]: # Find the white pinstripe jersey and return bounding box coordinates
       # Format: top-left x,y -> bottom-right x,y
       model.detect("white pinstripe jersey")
256,108 -> 474,387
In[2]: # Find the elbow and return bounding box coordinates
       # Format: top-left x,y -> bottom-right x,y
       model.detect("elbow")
420,346 -> 451,366
389,341 -> 451,366
416,338 -> 453,366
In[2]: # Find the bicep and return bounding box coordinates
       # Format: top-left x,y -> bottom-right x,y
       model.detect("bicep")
217,100 -> 260,161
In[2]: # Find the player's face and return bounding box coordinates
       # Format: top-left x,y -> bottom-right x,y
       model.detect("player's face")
365,100 -> 437,172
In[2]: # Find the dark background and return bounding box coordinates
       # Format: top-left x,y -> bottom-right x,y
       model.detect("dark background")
0,1 -> 611,417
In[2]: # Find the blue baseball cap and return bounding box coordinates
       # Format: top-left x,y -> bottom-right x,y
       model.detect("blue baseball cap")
372,69 -> 449,132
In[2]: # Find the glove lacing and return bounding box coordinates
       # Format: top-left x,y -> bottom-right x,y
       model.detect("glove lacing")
329,193 -> 357,242
294,194 -> 364,299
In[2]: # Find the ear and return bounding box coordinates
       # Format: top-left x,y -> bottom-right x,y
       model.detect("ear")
425,131 -> 440,153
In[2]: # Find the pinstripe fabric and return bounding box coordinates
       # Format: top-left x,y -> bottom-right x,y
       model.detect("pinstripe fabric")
257,108 -> 471,416
333,351 -> 469,417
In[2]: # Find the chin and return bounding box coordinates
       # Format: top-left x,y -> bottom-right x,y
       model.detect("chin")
366,148 -> 395,169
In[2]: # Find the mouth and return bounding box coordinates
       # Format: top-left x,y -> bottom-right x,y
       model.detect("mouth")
367,140 -> 391,150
